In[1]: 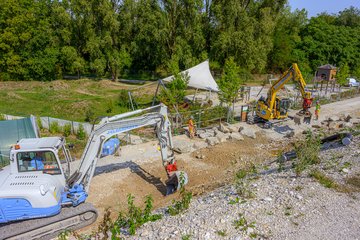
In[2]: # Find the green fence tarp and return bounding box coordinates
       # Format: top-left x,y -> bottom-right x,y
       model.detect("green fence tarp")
0,117 -> 38,167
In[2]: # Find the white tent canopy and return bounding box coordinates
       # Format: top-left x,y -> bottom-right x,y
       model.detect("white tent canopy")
162,60 -> 219,92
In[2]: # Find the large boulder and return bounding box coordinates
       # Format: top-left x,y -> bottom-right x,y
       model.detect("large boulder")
193,141 -> 208,150
218,123 -> 230,133
328,121 -> 343,130
240,128 -> 257,139
215,130 -> 230,142
227,125 -> 239,133
129,135 -> 143,145
284,131 -> 295,138
172,139 -> 193,153
343,122 -> 353,128
344,114 -> 352,122
238,126 -> 244,132
350,118 -> 360,125
229,132 -> 244,141
198,129 -> 215,139
328,116 -> 340,122
206,137 -> 220,146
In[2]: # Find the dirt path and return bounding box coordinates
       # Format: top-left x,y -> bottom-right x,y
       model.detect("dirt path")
289,96 -> 360,121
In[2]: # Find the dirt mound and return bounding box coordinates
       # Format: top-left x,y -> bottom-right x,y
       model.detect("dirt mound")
49,80 -> 70,90
99,80 -> 129,90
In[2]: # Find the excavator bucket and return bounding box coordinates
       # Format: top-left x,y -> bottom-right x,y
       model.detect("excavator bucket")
165,171 -> 189,195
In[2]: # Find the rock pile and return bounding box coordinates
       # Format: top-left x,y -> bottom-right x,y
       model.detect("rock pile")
316,114 -> 360,130
196,123 -> 257,147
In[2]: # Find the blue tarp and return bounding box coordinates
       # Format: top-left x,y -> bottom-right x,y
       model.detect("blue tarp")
0,117 -> 38,167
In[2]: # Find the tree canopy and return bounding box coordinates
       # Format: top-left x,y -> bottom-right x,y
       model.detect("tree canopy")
0,1 -> 359,81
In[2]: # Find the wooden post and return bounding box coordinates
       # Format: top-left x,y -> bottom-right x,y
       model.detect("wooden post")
325,80 -> 329,96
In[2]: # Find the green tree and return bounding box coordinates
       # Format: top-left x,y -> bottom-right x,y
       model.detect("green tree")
160,58 -> 189,106
218,57 -> 242,104
125,0 -> 165,71
0,0 -> 60,80
337,63 -> 350,87
268,8 -> 308,72
337,6 -> 360,28
210,0 -> 286,72
296,12 -> 360,71
353,65 -> 360,80
160,0 -> 207,70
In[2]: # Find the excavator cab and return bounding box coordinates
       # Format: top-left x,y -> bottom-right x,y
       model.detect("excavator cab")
276,98 -> 291,117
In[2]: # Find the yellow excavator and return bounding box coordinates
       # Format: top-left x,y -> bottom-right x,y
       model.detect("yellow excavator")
248,63 -> 312,128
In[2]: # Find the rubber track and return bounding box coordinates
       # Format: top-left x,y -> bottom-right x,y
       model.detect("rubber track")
0,203 -> 98,240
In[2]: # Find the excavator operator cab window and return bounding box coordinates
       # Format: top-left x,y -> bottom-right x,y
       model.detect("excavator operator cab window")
17,151 -> 61,175
277,99 -> 290,115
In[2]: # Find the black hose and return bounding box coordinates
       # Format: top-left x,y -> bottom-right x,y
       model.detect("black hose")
280,132 -> 354,162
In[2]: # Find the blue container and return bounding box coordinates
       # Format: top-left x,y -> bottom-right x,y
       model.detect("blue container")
101,138 -> 120,157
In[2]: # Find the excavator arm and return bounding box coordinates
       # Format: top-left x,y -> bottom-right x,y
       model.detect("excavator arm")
65,103 -> 186,206
266,63 -> 308,110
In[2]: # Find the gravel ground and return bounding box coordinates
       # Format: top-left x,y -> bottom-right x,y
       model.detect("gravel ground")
125,135 -> 360,240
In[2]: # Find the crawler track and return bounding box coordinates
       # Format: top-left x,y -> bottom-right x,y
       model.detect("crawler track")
0,203 -> 97,240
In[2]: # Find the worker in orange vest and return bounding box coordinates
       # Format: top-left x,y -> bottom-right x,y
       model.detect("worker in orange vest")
188,116 -> 196,139
315,100 -> 321,120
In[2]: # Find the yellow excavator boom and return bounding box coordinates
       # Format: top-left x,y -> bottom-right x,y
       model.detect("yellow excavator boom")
254,63 -> 310,122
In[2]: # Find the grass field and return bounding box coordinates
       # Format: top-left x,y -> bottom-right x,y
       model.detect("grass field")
0,79 -> 157,122
0,74 -> 281,122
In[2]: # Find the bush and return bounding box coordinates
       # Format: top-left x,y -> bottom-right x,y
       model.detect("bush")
234,169 -> 255,199
49,121 -> 61,134
77,124 -> 86,140
58,194 -> 162,239
294,130 -> 321,175
0,114 -> 6,121
84,109 -> 95,123
115,194 -> 162,235
118,89 -> 130,108
63,123 -> 72,137
106,99 -> 114,113
158,68 -> 189,106
167,172 -> 192,216
36,117 -> 43,130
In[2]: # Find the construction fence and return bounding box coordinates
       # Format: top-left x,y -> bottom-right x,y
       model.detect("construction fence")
38,117 -> 93,135
0,116 -> 38,167
0,114 -> 93,135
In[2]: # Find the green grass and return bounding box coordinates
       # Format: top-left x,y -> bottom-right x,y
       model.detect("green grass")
0,79 -> 155,121
216,230 -> 227,237
310,170 -> 338,189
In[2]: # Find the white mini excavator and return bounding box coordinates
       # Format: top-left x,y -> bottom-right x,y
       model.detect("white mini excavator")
0,103 -> 187,239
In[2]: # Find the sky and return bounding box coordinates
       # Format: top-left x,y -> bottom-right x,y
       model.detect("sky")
288,0 -> 360,17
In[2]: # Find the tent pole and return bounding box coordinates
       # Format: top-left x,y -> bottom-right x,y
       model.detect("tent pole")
152,80 -> 161,106
192,88 -> 198,102
128,91 -> 135,111
158,80 -> 182,123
